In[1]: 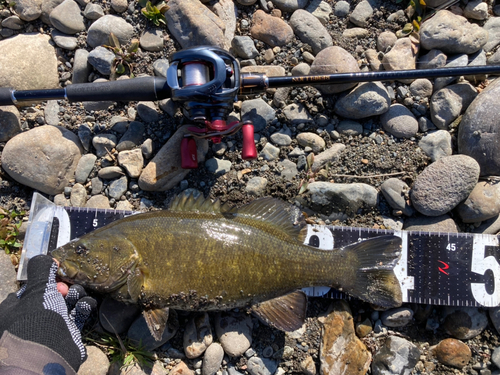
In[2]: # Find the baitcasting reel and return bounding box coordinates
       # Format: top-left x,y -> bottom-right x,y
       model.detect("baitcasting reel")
166,46 -> 257,169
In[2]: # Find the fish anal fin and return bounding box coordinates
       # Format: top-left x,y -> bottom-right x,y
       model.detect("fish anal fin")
143,307 -> 170,341
251,291 -> 307,332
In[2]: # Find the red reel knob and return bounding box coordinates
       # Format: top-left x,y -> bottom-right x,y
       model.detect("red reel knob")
241,123 -> 257,160
181,137 -> 198,169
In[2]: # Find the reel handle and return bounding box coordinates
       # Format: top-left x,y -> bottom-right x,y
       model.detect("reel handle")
241,123 -> 257,160
181,137 -> 198,169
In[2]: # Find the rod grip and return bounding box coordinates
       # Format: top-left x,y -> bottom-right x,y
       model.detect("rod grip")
65,77 -> 171,102
0,88 -> 14,106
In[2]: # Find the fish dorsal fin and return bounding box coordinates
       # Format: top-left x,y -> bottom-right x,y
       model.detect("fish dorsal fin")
228,197 -> 307,242
143,307 -> 170,341
168,192 -> 230,214
250,291 -> 307,331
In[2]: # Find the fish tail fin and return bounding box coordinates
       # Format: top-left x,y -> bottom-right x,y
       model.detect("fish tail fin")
338,235 -> 403,308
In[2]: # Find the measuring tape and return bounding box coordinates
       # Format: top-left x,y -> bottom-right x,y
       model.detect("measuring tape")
18,193 -> 500,307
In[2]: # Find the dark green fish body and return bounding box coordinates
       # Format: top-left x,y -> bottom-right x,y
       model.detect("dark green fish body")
52,194 -> 402,337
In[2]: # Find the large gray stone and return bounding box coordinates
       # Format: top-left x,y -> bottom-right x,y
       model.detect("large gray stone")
49,0 -> 85,34
241,98 -> 276,132
420,10 -> 488,54
371,336 -> 420,375
289,9 -> 333,55
166,0 -> 227,50
0,34 -> 58,90
2,126 -> 83,195
12,0 -> 42,21
430,82 -> 477,129
310,47 -> 360,94
271,0 -> 308,12
410,155 -> 480,216
87,15 -> 134,48
334,82 -> 390,119
380,103 -> 419,139
458,78 -> 500,176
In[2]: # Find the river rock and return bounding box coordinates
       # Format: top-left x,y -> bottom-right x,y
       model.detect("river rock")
433,54 -> 468,91
283,103 -> 314,124
319,300 -> 371,375
306,0 -> 332,24
203,343 -> 224,375
380,307 -> 414,327
241,98 -> 276,132
73,49 -> 92,84
419,10 -> 488,54
483,17 -> 500,52
2,125 -> 82,195
458,77 -> 500,176
380,103 -> 418,138
418,49 -> 447,70
382,37 -> 418,80
250,10 -> 294,47
410,155 -> 480,216
184,313 -> 213,359
139,126 -> 208,191
127,310 -> 179,351
434,338 -> 471,369
270,125 -> 292,146
212,0 -> 238,48
246,176 -> 268,196
93,134 -> 117,157
215,311 -> 252,357
108,175 -> 128,200
41,0 -> 64,24
334,81 -> 390,119
311,143 -> 345,172
307,181 -> 378,218
117,121 -> 145,152
0,252 -> 17,305
349,0 -> 375,27
418,130 -> 452,162
310,46 -> 360,94
271,0 -> 308,12
456,181 -> 500,223
377,31 -> 397,52
2,15 -> 24,30
289,9 -> 333,54
78,346 -> 110,375
442,307 -> 488,339
232,36 -> 259,59
166,0 -> 227,50
404,214 -> 458,232
247,357 -> 277,375
118,149 -> 144,178
51,29 -> 78,50
371,336 -> 420,375
430,82 -> 477,129
11,0 -> 41,21
75,154 -> 97,183
87,15 -> 134,47
85,195 -> 111,209
0,33 -> 58,90
296,132 -> 325,153
50,0 -> 85,34
0,106 -> 22,142
380,178 -> 413,216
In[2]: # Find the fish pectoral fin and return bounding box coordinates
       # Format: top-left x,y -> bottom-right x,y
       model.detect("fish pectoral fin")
127,267 -> 145,303
143,307 -> 170,341
250,290 -> 307,332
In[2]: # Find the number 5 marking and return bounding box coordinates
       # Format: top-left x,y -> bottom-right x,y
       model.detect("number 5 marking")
471,235 -> 500,307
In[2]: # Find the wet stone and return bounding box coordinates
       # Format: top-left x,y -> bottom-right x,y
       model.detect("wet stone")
442,307 -> 488,339
355,318 -> 372,338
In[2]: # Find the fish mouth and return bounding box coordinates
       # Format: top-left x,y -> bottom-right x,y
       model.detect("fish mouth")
56,260 -> 79,281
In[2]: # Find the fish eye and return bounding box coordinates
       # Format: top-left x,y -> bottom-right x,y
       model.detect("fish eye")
75,245 -> 89,256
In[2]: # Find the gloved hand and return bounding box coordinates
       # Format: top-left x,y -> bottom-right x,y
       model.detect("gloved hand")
0,254 -> 96,372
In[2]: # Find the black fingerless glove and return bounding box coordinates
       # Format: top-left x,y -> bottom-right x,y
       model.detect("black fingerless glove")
0,255 -> 96,372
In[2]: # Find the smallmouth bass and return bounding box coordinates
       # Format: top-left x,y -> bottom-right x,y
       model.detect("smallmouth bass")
51,193 -> 402,340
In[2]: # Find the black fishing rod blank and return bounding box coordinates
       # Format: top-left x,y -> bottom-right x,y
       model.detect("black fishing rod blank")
239,64 -> 500,94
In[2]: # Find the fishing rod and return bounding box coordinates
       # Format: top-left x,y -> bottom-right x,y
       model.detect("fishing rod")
1,46 -> 500,168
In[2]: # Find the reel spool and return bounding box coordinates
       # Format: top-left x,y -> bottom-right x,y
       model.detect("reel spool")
167,46 -> 257,168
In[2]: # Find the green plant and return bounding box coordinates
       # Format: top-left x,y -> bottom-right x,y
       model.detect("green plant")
141,1 -> 169,27
0,208 -> 24,254
298,154 -> 329,194
104,33 -> 140,80
396,0 -> 426,37
86,333 -> 155,370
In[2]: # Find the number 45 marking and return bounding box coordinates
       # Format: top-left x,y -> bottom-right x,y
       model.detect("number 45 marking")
471,235 -> 500,307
